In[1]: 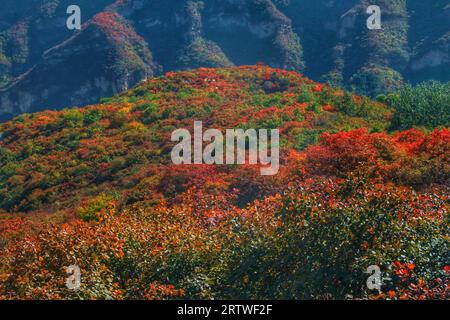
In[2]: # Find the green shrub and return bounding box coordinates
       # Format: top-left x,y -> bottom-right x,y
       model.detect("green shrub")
78,193 -> 117,222
388,81 -> 450,130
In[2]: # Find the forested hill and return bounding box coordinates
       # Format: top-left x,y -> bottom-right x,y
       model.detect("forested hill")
0,65 -> 448,300
0,0 -> 449,118
0,65 -> 447,216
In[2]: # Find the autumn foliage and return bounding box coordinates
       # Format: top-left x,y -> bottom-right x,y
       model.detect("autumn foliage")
0,66 -> 448,300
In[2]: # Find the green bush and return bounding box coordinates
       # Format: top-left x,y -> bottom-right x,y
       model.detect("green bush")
208,179 -> 449,299
388,81 -> 450,130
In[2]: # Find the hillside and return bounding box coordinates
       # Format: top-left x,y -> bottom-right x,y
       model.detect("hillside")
0,11 -> 158,116
0,66 -> 448,300
0,0 -> 449,119
0,65 -> 393,215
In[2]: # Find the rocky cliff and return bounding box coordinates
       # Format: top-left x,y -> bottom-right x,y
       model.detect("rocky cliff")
0,0 -> 448,118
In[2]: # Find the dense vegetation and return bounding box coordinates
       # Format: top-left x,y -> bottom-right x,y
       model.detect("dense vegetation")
386,81 -> 450,130
1,0 -> 449,117
0,66 -> 448,300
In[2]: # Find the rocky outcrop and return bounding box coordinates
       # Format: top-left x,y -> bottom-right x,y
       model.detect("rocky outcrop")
0,0 -> 116,86
0,0 -> 448,116
203,0 -> 304,71
0,11 -> 157,114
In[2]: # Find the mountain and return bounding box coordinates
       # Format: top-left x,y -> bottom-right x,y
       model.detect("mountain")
0,64 -> 447,218
0,65 -> 448,300
0,65 -> 392,214
0,0 -> 449,119
0,11 -> 158,115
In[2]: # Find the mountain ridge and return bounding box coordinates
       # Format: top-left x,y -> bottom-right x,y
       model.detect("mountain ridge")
0,65 -> 448,300
0,0 -> 449,119
0,65 -> 393,215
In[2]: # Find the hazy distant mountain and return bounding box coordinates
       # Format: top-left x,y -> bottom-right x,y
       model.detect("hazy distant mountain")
0,0 -> 448,118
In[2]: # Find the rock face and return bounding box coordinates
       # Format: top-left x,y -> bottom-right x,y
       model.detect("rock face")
411,50 -> 450,71
0,11 -> 157,114
0,0 -> 449,117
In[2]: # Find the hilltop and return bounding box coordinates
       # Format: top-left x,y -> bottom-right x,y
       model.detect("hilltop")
0,0 -> 449,118
0,66 -> 448,300
0,65 -> 448,216
0,65 -> 394,216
